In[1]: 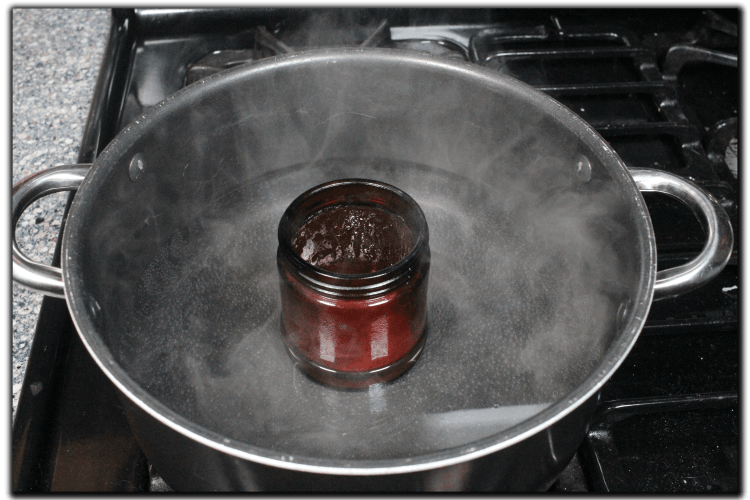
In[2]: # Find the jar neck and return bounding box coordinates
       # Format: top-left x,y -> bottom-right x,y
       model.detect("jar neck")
277,178 -> 430,298
278,244 -> 429,298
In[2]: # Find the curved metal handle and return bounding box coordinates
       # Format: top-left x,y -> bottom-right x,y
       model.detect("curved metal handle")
12,164 -> 91,298
630,168 -> 733,300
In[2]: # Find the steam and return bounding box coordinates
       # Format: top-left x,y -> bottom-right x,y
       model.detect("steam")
116,155 -> 634,460
92,23 -> 642,462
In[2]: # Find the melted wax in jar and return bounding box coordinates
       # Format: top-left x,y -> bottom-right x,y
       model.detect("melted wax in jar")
292,205 -> 415,274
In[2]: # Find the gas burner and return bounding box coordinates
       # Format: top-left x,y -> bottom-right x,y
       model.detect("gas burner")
706,117 -> 737,179
185,20 -> 472,85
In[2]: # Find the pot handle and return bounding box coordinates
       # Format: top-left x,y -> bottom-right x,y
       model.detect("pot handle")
12,164 -> 92,298
630,168 -> 733,299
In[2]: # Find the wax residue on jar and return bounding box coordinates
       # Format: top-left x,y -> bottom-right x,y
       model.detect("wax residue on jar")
292,205 -> 415,274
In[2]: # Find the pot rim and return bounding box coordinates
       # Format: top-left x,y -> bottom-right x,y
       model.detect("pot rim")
61,47 -> 656,476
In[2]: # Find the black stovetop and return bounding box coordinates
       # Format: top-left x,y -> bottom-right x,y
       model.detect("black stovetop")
12,8 -> 738,492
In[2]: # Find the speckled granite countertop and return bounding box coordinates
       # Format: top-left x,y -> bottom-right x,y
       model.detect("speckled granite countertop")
12,9 -> 111,418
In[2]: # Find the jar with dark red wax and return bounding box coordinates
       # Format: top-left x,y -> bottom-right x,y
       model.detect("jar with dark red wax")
277,179 -> 430,389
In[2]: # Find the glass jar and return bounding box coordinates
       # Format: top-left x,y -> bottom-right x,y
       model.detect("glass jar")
277,179 -> 430,389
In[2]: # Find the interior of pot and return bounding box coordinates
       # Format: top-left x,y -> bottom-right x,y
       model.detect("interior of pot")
66,49 -> 651,464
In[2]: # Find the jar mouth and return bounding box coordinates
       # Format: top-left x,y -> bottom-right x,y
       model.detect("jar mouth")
278,178 -> 429,286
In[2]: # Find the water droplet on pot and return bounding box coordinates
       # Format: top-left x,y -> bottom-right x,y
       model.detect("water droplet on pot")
575,155 -> 592,183
89,298 -> 102,318
616,298 -> 631,331
129,153 -> 146,182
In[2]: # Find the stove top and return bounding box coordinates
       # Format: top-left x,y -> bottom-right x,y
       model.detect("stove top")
12,8 -> 738,492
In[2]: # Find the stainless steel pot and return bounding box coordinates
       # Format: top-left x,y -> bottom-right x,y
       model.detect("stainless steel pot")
12,49 -> 733,491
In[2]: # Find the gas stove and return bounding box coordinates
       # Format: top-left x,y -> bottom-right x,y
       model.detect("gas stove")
12,8 -> 738,492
